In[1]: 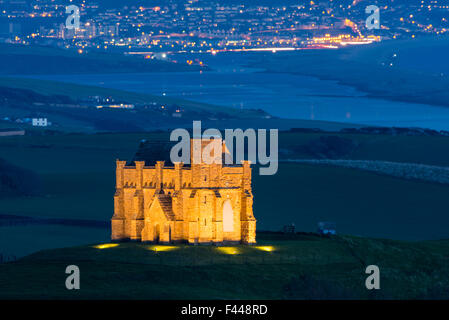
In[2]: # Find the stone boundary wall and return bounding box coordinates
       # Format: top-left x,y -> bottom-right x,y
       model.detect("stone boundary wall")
284,159 -> 449,185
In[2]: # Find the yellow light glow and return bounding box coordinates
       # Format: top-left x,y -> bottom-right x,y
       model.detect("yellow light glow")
94,243 -> 119,249
255,246 -> 275,252
147,245 -> 178,252
216,247 -> 240,255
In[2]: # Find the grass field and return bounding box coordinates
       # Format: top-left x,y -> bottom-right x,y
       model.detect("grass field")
0,43 -> 203,75
0,233 -> 448,299
1,131 -> 449,299
279,131 -> 449,167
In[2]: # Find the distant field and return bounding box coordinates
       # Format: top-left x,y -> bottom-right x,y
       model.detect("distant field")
0,76 -> 291,133
0,76 -> 252,117
0,132 -> 448,240
0,43 -> 204,74
280,131 -> 449,167
255,162 -> 449,240
0,233 -> 448,299
0,122 -> 23,130
0,76 -> 367,132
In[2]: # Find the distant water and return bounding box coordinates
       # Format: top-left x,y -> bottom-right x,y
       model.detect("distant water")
394,40 -> 449,74
20,52 -> 449,130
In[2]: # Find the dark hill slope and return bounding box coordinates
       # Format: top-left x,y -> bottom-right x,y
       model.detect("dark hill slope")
0,233 -> 448,299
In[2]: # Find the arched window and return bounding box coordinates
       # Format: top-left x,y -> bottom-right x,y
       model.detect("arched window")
223,200 -> 234,232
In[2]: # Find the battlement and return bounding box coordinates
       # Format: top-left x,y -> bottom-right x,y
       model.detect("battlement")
116,158 -> 251,191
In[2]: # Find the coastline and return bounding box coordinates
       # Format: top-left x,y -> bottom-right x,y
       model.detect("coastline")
253,68 -> 449,110
242,36 -> 449,110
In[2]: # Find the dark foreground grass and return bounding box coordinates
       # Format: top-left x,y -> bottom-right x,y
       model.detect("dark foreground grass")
0,233 -> 448,299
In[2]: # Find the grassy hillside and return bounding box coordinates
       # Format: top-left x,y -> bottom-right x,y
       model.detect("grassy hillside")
1,131 -> 449,300
0,233 -> 448,299
0,76 -> 291,132
0,76 -> 255,116
0,43 -> 204,75
0,158 -> 41,198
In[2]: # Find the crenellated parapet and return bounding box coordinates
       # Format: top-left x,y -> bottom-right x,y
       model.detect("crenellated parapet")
115,160 -> 127,188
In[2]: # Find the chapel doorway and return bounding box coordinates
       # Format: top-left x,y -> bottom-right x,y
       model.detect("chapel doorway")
223,200 -> 234,232
154,224 -> 160,242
